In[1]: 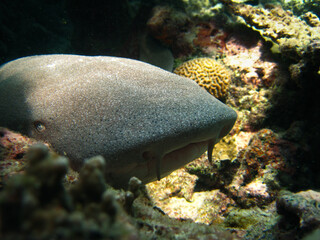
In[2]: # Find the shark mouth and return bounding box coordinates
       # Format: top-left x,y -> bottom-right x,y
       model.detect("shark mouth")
143,138 -> 216,181
146,122 -> 235,181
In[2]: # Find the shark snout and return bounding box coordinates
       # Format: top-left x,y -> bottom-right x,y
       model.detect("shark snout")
139,111 -> 237,184
219,119 -> 236,139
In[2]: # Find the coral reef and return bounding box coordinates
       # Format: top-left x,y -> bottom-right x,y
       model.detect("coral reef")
221,0 -> 320,79
222,0 -> 320,58
276,190 -> 320,238
193,21 -> 229,55
242,189 -> 320,240
280,0 -> 320,16
147,127 -> 309,219
174,58 -> 231,99
180,0 -> 221,19
149,187 -> 235,225
1,1 -> 320,239
134,197 -> 240,240
0,144 -> 239,239
146,168 -> 236,225
222,33 -> 287,131
147,168 -> 197,202
223,207 -> 278,230
0,145 -> 140,239
185,129 -> 290,208
0,128 -> 39,187
0,128 -> 81,189
146,6 -> 195,57
146,4 -> 230,58
224,37 -> 282,88
225,128 -> 312,207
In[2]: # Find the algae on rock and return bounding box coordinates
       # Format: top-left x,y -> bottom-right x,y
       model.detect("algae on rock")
181,0 -> 222,19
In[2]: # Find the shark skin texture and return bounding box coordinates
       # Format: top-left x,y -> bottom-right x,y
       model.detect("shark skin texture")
0,55 -> 237,188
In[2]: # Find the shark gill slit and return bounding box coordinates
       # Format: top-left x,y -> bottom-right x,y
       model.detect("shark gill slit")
142,151 -> 161,181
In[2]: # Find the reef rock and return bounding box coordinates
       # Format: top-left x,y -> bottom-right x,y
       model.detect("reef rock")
221,0 -> 320,79
276,190 -> 320,238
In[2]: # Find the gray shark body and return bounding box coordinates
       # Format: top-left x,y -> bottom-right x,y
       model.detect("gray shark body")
0,55 -> 237,187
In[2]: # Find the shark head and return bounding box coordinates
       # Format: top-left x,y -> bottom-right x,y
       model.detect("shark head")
0,55 -> 237,188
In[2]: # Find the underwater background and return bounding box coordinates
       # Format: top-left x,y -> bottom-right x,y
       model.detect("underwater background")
0,0 -> 320,239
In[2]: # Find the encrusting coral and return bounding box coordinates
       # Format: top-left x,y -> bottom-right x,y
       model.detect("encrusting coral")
221,0 -> 320,79
221,0 -> 320,59
279,0 -> 320,16
174,58 -> 231,99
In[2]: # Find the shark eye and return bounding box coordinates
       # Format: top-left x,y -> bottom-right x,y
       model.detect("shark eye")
34,121 -> 46,132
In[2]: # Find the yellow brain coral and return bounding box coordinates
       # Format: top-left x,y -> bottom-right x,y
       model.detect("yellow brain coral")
174,58 -> 231,99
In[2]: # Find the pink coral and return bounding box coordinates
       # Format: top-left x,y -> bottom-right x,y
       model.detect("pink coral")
224,37 -> 280,88
193,22 -> 229,55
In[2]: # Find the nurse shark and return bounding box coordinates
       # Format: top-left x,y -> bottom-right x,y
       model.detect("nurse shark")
0,55 -> 237,187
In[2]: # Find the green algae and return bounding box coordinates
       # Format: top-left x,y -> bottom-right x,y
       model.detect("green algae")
181,0 -> 222,19
224,207 -> 277,229
280,0 -> 320,15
